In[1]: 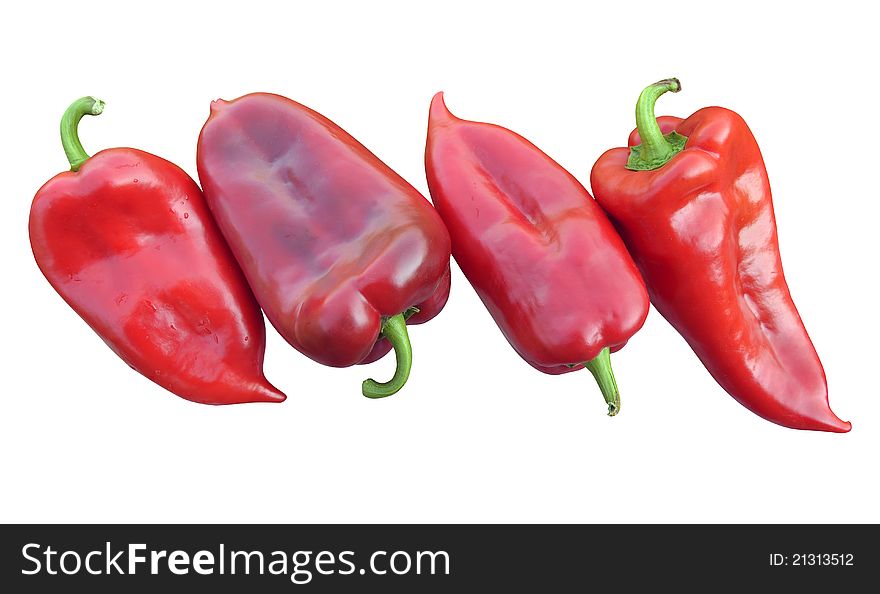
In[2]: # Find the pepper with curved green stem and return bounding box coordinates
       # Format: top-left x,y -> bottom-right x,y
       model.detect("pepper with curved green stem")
197,92 -> 452,398
425,93 -> 649,415
30,97 -> 284,405
591,78 -> 850,432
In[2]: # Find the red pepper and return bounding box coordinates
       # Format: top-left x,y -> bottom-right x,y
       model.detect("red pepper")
591,79 -> 850,432
425,93 -> 649,415
29,98 -> 284,405
197,93 -> 452,398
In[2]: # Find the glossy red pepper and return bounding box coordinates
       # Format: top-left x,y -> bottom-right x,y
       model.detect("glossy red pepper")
591,79 -> 850,432
425,93 -> 649,415
197,93 -> 452,398
29,97 -> 284,405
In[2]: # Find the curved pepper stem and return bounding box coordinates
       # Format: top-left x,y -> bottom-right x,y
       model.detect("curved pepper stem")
626,78 -> 686,171
61,97 -> 105,172
362,313 -> 413,399
583,347 -> 620,416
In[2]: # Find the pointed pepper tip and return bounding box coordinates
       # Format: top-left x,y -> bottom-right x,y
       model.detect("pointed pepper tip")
429,91 -> 455,124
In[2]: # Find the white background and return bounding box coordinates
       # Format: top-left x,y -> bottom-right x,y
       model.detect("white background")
1,0 -> 877,523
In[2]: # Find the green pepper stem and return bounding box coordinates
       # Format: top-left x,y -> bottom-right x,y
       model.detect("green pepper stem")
635,78 -> 679,157
626,78 -> 686,171
583,347 -> 620,417
362,313 -> 413,399
61,97 -> 104,171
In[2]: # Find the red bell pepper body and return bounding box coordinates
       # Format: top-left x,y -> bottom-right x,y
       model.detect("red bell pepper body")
29,97 -> 284,405
590,79 -> 849,432
197,93 -> 451,398
425,93 -> 649,414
